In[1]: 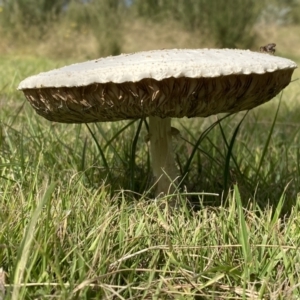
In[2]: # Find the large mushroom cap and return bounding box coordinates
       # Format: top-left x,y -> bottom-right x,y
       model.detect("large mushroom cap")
18,49 -> 297,123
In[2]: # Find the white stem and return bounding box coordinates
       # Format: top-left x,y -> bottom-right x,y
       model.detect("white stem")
149,116 -> 178,196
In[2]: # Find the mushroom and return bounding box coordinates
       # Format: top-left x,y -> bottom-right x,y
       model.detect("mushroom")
18,49 -> 297,196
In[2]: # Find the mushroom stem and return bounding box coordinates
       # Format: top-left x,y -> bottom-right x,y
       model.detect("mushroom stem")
149,116 -> 178,196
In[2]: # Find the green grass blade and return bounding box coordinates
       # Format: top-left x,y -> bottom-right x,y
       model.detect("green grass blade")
85,123 -> 111,181
80,137 -> 87,173
219,112 -> 248,191
270,183 -> 288,227
93,122 -> 125,164
234,185 -> 252,282
129,118 -> 143,191
255,94 -> 282,182
12,182 -> 56,300
103,120 -> 136,150
181,113 -> 234,182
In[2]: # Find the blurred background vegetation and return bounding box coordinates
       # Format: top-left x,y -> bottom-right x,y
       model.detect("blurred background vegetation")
0,0 -> 300,60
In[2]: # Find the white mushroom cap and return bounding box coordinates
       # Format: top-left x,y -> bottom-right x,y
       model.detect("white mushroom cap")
18,48 -> 296,88
18,48 -> 297,123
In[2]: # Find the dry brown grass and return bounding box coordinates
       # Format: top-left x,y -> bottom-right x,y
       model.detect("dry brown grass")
1,17 -> 300,63
121,18 -> 214,53
0,268 -> 5,300
0,18 -> 211,60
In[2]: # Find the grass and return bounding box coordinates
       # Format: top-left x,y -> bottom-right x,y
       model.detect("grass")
1,31 -> 300,299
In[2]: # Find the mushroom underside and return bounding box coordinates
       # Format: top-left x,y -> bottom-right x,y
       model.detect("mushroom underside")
22,70 -> 293,123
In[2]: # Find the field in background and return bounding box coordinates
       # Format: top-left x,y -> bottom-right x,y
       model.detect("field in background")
1,1 -> 300,299
0,0 -> 299,59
